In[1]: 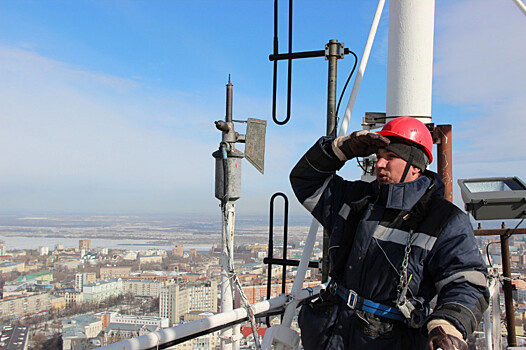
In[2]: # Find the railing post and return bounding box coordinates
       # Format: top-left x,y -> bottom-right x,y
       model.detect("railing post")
500,224 -> 517,347
435,125 -> 452,202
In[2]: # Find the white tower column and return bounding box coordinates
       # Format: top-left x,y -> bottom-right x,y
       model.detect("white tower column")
386,0 -> 435,123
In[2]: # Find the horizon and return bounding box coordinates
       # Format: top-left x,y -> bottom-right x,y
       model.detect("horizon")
1,1 -> 525,217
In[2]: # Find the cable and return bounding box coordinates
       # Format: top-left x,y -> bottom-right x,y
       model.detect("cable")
504,217 -> 524,239
335,51 -> 358,119
485,218 -> 525,268
485,241 -> 499,268
220,144 -> 261,350
356,158 -> 367,172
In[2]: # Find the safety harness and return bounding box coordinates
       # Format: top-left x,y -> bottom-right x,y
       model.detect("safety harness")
329,179 -> 438,326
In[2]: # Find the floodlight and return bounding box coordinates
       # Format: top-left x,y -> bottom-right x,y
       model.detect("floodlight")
458,177 -> 526,220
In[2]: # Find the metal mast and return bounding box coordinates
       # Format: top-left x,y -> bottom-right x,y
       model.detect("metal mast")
213,76 -> 243,350
213,76 -> 267,350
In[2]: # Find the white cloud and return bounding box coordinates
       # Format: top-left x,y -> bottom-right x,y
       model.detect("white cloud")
435,0 -> 526,104
434,0 -> 526,182
0,45 -> 222,213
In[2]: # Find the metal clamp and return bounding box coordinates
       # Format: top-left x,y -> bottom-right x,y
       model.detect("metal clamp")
346,289 -> 358,309
325,41 -> 345,59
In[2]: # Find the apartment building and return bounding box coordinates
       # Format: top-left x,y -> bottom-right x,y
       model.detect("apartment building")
79,239 -> 91,251
83,278 -> 123,303
123,279 -> 169,299
159,284 -> 189,325
138,255 -> 162,265
173,245 -> 183,257
187,281 -> 218,313
0,293 -> 51,321
55,290 -> 84,307
0,261 -> 25,274
100,266 -> 131,280
75,272 -> 97,291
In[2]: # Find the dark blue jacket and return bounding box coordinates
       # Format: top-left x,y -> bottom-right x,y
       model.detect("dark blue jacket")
290,137 -> 489,349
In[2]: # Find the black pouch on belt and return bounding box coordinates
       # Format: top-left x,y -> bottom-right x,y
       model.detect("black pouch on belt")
298,289 -> 339,350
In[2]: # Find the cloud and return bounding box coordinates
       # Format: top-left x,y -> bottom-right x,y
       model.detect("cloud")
435,0 -> 526,104
0,44 -> 312,215
433,0 -> 526,181
0,45 -> 222,213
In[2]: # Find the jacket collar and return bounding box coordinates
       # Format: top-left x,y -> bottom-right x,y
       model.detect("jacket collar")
374,174 -> 433,211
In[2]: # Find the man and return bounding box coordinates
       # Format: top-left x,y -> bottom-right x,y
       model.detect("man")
290,117 -> 489,350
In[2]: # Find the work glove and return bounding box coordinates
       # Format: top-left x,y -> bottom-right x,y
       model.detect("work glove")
332,130 -> 390,161
426,319 -> 468,350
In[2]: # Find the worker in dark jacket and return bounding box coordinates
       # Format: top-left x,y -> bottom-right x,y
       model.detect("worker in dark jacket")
290,117 -> 489,350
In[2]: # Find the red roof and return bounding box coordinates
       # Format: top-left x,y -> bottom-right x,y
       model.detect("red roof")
240,325 -> 267,338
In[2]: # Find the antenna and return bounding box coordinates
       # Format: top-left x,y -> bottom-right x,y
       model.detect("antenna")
245,118 -> 267,174
212,76 -> 266,349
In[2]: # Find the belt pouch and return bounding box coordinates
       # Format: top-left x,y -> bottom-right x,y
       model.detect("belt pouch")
298,291 -> 339,350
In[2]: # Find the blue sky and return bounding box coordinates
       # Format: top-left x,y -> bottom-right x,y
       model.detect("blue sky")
0,0 -> 525,218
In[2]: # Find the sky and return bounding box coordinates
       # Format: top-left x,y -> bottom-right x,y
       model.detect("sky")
0,0 -> 525,221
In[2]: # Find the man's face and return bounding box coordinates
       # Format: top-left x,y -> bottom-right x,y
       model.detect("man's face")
375,148 -> 420,184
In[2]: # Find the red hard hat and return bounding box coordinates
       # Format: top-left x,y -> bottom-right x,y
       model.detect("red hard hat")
377,117 -> 434,164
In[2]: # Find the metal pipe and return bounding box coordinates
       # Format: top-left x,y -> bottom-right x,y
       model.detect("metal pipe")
271,0 -> 293,125
221,202 -> 236,350
489,275 -> 502,350
275,218 -> 320,350
101,285 -> 326,350
286,0 -> 293,124
339,0 -> 386,136
263,258 -> 318,269
435,125 -> 452,202
272,0 -> 279,124
474,228 -> 526,236
321,40 -> 340,283
326,40 -> 339,139
483,297 -> 492,350
282,196 -> 289,294
226,76 -> 233,123
500,225 -> 517,347
266,192 -> 289,327
269,50 -> 325,61
512,0 -> 526,16
269,49 -> 351,61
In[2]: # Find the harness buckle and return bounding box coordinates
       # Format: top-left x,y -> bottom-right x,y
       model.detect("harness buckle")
346,289 -> 358,309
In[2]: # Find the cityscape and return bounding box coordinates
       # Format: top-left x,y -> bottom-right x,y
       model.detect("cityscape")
0,213 -> 319,349
0,213 -> 525,349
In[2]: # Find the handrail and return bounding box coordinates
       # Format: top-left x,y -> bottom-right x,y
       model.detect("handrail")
100,284 -> 326,350
338,0 -> 386,137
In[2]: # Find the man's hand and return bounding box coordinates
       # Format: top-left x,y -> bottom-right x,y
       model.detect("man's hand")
427,320 -> 468,350
332,130 -> 390,161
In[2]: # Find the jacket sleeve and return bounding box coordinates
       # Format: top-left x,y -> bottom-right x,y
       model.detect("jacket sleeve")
289,137 -> 348,231
424,211 -> 490,339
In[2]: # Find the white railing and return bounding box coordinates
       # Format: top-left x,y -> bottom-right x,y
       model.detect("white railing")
100,284 -> 325,350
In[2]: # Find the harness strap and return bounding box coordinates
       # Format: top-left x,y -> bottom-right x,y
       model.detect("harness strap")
399,146 -> 415,183
335,284 -> 405,322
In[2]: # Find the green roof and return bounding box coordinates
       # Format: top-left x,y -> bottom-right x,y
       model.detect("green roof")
15,270 -> 52,282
